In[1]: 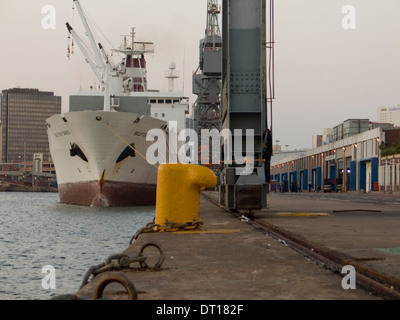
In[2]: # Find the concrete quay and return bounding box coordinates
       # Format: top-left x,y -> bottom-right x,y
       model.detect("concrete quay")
74,190 -> 400,301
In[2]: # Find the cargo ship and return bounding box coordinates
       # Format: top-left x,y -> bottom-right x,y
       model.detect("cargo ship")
46,0 -> 189,206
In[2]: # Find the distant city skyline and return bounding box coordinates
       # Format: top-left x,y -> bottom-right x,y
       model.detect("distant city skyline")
0,0 -> 399,150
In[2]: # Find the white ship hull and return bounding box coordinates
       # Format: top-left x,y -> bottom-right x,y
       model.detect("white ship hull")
46,110 -> 167,207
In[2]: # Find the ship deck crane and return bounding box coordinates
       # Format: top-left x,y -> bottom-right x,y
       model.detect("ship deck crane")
73,0 -> 106,72
66,22 -> 104,85
66,0 -> 114,110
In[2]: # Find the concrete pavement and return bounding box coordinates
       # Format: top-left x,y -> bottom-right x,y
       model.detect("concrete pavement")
74,190 -> 400,300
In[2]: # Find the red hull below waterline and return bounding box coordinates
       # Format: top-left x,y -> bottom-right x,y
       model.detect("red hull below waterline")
58,180 -> 157,207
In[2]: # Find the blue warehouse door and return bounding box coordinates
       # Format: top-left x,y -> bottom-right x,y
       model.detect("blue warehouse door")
371,157 -> 378,191
292,171 -> 298,191
316,167 -> 322,191
304,168 -> 309,191
330,164 -> 337,192
349,161 -> 356,191
359,161 -> 366,191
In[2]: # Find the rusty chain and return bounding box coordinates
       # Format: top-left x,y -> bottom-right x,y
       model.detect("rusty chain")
92,273 -> 138,300
80,241 -> 165,289
51,273 -> 138,300
130,220 -> 204,244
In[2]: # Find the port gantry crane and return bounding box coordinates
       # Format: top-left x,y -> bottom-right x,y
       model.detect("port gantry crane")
218,0 -> 275,214
192,0 -> 223,172
193,0 -> 275,214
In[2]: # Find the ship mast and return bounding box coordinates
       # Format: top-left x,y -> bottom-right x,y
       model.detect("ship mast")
112,28 -> 154,93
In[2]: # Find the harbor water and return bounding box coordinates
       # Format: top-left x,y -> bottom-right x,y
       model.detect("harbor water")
0,191 -> 154,300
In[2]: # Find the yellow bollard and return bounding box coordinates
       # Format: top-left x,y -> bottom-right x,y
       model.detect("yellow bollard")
155,163 -> 217,231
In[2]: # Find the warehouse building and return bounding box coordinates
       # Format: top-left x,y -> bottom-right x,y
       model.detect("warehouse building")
270,119 -> 400,193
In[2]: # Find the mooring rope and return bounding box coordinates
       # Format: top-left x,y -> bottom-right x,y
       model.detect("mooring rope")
98,117 -> 158,169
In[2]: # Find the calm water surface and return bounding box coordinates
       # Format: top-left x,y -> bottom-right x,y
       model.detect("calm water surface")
0,192 -> 154,300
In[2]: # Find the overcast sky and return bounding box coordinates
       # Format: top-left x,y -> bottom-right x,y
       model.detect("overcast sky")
0,0 -> 399,150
